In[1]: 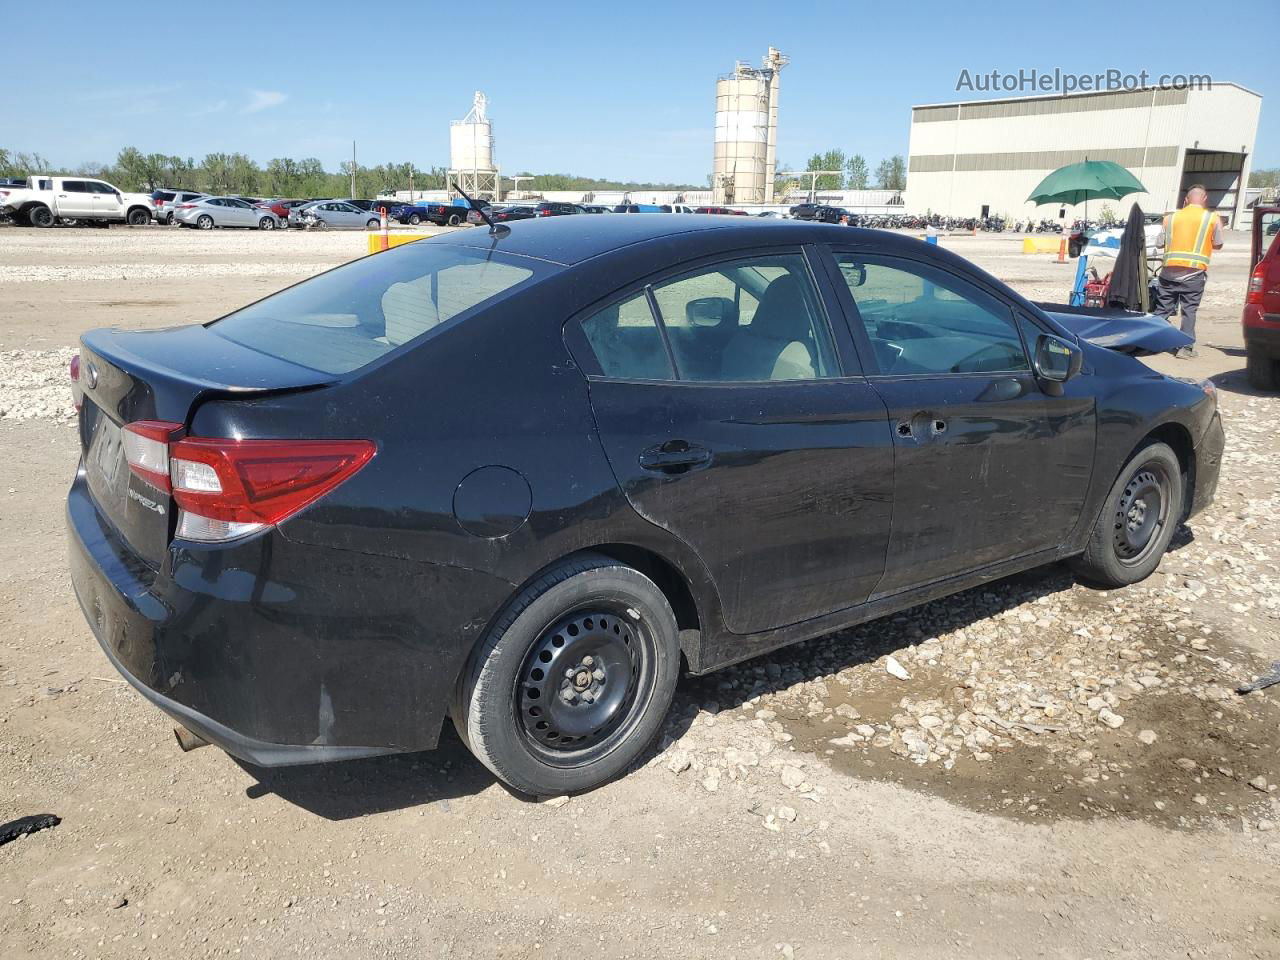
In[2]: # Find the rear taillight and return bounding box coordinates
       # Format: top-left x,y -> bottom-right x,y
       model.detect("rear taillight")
1247,263 -> 1266,304
69,354 -> 82,411
169,438 -> 375,542
123,420 -> 184,492
176,203 -> 195,209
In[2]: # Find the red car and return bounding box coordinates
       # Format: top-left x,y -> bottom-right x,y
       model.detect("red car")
694,206 -> 747,215
1244,205 -> 1280,390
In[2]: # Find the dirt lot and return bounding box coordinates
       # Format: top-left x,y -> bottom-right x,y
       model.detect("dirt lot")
1,224 -> 1277,959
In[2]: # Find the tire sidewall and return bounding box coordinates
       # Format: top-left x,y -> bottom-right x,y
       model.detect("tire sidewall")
460,563 -> 680,795
197,215 -> 214,230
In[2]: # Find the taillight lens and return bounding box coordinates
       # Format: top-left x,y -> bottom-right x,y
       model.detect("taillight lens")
123,420 -> 184,491
169,438 -> 375,542
69,354 -> 82,411
176,203 -> 195,209
1247,263 -> 1266,304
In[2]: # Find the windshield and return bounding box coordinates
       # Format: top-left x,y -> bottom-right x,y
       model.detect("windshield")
209,242 -> 553,374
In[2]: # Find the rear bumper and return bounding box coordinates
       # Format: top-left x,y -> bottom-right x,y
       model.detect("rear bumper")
1243,310 -> 1280,355
1189,410 -> 1224,518
67,467 -> 514,767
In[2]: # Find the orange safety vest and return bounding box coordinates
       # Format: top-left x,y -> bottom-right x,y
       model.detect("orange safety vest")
1162,204 -> 1217,271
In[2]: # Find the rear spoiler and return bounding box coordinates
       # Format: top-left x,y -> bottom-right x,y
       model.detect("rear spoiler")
1034,303 -> 1192,357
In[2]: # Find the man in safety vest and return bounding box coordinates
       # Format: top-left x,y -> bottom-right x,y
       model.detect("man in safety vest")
1153,184 -> 1223,359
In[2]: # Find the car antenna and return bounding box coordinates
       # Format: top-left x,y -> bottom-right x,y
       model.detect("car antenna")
454,184 -> 507,237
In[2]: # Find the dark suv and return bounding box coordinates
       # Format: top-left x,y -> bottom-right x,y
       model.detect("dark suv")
493,202 -> 584,222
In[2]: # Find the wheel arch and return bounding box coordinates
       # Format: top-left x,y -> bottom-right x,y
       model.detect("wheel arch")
1133,420 -> 1195,520
126,204 -> 151,221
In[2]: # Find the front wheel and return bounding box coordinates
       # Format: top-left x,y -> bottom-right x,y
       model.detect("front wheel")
196,214 -> 214,230
1070,441 -> 1183,587
1246,343 -> 1279,391
367,219 -> 380,230
452,554 -> 681,796
259,217 -> 276,230
407,213 -> 421,226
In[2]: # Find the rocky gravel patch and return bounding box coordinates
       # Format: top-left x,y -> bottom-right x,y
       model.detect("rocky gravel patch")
0,348 -> 77,423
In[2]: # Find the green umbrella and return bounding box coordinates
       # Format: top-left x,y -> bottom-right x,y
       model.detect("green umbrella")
1027,160 -> 1148,206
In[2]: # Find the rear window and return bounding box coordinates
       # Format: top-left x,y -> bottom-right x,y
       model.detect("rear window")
209,242 -> 551,374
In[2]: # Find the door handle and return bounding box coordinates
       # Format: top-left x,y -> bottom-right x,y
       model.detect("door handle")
638,440 -> 712,474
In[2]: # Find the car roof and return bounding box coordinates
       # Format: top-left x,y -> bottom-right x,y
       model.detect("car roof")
437,214 -> 917,266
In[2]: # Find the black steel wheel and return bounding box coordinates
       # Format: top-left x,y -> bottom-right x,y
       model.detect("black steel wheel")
453,553 -> 681,795
1071,441 -> 1183,587
28,205 -> 54,228
515,605 -> 652,763
1111,464 -> 1170,566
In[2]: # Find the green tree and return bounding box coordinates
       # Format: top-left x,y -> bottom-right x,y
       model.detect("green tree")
806,150 -> 846,191
1250,167 -> 1280,190
874,155 -> 906,191
845,154 -> 868,190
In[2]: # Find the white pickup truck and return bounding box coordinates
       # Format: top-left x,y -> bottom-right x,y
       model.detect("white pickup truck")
0,175 -> 154,227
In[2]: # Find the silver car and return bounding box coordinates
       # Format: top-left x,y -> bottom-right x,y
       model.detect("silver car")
290,200 -> 382,231
174,196 -> 280,230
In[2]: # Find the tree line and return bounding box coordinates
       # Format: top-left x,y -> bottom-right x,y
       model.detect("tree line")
775,151 -> 907,193
1,147 -> 703,198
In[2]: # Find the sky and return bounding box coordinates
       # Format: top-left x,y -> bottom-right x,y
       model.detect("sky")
8,0 -> 1275,183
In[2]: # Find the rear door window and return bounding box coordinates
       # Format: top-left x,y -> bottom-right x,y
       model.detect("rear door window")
579,292 -> 674,380
209,243 -> 550,375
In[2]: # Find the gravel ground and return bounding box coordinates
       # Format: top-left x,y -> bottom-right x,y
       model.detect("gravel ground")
1,223 -> 1277,959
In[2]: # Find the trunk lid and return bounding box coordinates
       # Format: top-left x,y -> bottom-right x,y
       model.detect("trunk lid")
78,324 -> 334,567
1035,302 -> 1193,356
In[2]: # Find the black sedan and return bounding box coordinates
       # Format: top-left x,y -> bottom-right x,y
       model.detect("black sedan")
67,216 -> 1223,796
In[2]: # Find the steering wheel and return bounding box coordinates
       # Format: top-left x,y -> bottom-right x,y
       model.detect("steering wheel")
950,343 -> 1014,373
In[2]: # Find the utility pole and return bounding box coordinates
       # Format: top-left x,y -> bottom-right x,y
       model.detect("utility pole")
409,167 -> 415,202
350,141 -> 357,199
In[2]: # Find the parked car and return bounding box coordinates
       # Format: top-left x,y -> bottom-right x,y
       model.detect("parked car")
68,216 -> 1222,797
290,200 -> 381,230
262,198 -> 313,224
0,176 -> 154,227
661,204 -> 696,214
492,202 -> 584,222
173,196 -> 281,230
151,189 -> 207,225
614,204 -> 664,213
814,205 -> 852,225
693,206 -> 747,215
788,203 -> 822,220
1243,205 -> 1280,390
342,199 -> 401,215
396,202 -> 472,226
581,205 -> 613,214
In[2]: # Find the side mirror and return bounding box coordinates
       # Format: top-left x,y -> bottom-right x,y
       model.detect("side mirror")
840,262 -> 867,288
686,296 -> 736,327
1034,334 -> 1083,396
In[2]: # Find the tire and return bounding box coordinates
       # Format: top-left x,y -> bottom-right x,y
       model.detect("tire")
1070,441 -> 1183,588
1246,343 -> 1279,391
126,207 -> 150,226
447,213 -> 462,226
367,219 -> 379,230
259,217 -> 276,231
27,205 -> 54,228
196,214 -> 214,230
452,553 -> 681,796
314,219 -> 329,231
407,213 -> 421,226
163,213 -> 174,225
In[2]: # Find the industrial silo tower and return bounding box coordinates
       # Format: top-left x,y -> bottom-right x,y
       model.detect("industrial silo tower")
447,91 -> 500,202
712,47 -> 788,205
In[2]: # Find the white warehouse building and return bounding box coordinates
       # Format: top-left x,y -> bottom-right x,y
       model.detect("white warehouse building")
905,83 -> 1262,225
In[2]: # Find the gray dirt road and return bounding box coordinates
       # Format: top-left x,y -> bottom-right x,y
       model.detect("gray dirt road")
1,225 -> 1277,959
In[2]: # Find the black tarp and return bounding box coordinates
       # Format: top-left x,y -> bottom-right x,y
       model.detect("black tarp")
1107,202 -> 1148,312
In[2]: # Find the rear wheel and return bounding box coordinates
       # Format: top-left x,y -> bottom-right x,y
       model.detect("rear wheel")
1070,441 -> 1183,587
27,205 -> 54,228
196,214 -> 214,230
452,554 -> 681,796
447,213 -> 462,226
367,219 -> 379,230
1246,343 -> 1279,391
126,207 -> 150,226
258,217 -> 276,231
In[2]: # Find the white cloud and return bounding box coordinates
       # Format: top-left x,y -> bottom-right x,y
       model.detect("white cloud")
242,90 -> 287,114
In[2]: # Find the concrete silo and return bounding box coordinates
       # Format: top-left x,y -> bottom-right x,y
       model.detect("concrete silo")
712,47 -> 788,205
447,92 -> 500,201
